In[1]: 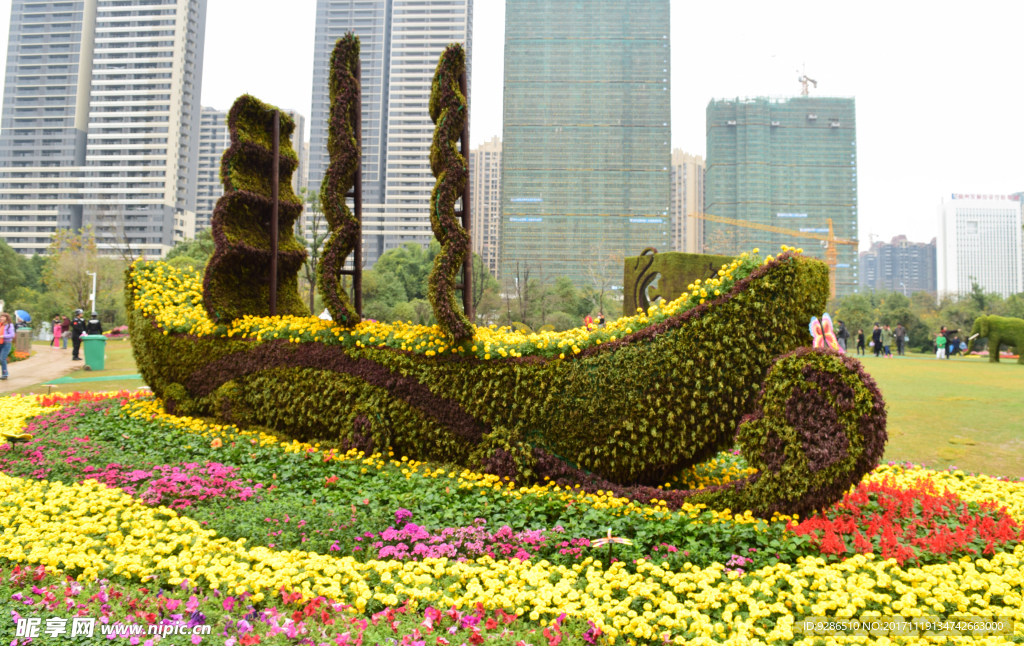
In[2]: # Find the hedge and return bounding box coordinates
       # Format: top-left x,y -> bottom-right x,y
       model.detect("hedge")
203,95 -> 308,324
122,246 -> 892,518
318,33 -> 362,326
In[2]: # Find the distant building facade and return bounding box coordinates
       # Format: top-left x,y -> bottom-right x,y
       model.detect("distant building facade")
0,0 -> 208,257
196,107 -> 229,231
307,0 -> 472,267
858,235 -> 936,295
499,0 -> 670,286
937,193 -> 1023,298
704,96 -> 858,296
669,149 -> 704,254
469,136 -> 501,277
282,109 -> 306,194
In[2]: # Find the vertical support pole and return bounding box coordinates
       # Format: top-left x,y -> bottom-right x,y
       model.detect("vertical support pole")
353,60 -> 363,318
269,110 -> 280,317
458,70 -> 474,322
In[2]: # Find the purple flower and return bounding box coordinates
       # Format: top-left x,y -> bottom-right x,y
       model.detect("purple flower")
395,508 -> 413,525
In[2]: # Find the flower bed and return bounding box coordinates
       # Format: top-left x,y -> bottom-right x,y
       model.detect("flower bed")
8,350 -> 31,363
2,393 -> 1024,644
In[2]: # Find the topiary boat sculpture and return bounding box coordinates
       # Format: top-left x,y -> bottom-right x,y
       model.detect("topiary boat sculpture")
125,37 -> 886,518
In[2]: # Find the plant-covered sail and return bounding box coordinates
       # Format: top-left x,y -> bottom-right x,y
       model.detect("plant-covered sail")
427,44 -> 473,341
318,33 -> 362,326
203,95 -> 307,324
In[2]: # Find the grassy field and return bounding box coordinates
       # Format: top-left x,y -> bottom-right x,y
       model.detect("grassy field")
9,341 -> 1024,478
858,354 -> 1024,478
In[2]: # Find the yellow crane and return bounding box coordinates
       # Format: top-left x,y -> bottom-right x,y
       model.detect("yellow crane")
688,212 -> 858,298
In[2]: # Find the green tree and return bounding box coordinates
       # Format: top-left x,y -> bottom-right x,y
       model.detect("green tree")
165,228 -> 215,273
0,239 -> 26,297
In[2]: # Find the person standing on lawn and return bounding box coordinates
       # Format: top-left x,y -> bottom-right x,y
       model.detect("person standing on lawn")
895,323 -> 907,356
871,324 -> 882,357
946,328 -> 959,359
61,315 -> 70,350
70,309 -> 86,361
856,329 -> 866,355
836,320 -> 849,351
935,331 -> 947,359
0,313 -> 13,380
881,324 -> 895,357
51,316 -> 63,349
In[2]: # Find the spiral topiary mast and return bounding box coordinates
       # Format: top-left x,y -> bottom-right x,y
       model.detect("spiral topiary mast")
428,43 -> 474,341
318,33 -> 363,325
203,95 -> 308,324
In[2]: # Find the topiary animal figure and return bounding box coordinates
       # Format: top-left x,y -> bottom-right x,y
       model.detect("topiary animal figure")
968,315 -> 1024,363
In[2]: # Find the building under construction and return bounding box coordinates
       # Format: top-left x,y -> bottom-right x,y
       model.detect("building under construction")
499,0 -> 671,288
704,96 -> 859,296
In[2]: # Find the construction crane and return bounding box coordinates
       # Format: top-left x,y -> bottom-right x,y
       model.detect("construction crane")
798,68 -> 817,96
688,212 -> 858,298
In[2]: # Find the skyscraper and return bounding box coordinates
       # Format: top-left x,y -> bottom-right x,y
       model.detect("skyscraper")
704,96 -> 858,295
937,193 -> 1023,299
499,0 -> 670,287
282,109 -> 306,194
669,149 -> 704,254
0,0 -> 208,257
469,135 -> 501,277
307,0 -> 471,267
858,235 -> 937,295
196,107 -> 229,231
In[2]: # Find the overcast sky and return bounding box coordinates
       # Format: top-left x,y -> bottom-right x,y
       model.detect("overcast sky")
1,0 -> 1021,250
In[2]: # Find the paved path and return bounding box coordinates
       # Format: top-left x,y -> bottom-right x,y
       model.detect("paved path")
0,347 -> 80,395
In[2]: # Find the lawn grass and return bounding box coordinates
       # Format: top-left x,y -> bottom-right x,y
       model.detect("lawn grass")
10,340 -> 1024,479
857,353 -> 1024,478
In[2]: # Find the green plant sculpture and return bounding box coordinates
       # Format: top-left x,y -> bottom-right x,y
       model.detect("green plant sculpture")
318,33 -> 362,326
203,95 -> 308,324
426,43 -> 473,341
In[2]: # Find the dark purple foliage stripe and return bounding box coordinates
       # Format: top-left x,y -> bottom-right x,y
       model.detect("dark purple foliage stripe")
183,340 -> 491,443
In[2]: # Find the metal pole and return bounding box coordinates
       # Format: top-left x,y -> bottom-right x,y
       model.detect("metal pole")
87,271 -> 96,314
269,110 -> 280,317
354,60 -> 363,318
458,69 -> 473,322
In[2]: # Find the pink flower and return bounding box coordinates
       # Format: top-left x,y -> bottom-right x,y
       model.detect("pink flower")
191,635 -> 203,645
185,595 -> 199,612
166,599 -> 181,611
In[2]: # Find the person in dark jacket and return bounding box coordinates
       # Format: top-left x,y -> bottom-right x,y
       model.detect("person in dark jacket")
70,309 -> 86,361
836,320 -> 849,351
871,324 -> 882,357
894,323 -> 907,356
856,329 -> 866,355
85,312 -> 103,336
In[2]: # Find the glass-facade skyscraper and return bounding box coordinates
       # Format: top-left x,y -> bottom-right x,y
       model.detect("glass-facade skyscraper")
499,0 -> 671,287
307,0 -> 471,267
704,96 -> 859,296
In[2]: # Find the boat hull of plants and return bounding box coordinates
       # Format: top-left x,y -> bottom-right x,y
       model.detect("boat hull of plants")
125,249 -> 891,517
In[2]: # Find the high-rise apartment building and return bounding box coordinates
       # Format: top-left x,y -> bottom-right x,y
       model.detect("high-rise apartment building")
858,235 -> 936,295
0,0 -> 207,257
669,149 -> 703,254
196,106 -> 228,230
500,0 -> 670,286
307,0 -> 471,267
704,96 -> 858,295
469,135 -> 500,277
937,193 -> 1023,299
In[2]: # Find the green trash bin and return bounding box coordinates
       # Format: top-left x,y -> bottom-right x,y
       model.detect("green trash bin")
82,334 -> 107,371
